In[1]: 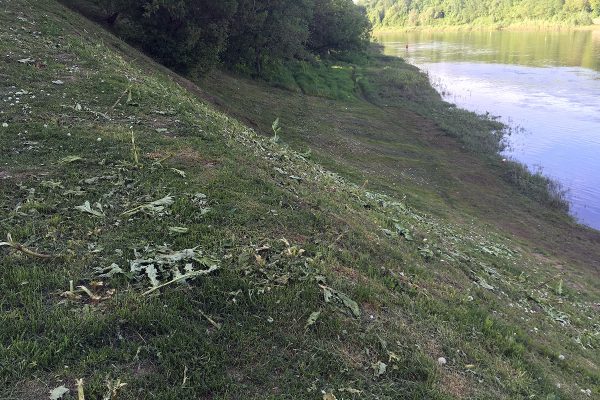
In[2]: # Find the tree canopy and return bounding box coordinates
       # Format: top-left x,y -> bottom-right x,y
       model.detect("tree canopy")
88,0 -> 372,75
358,0 -> 600,28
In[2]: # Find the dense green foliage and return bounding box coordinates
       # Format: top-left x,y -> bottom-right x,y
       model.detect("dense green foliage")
75,0 -> 372,74
309,0 -> 373,54
359,0 -> 600,27
220,0 -> 314,74
107,0 -> 237,74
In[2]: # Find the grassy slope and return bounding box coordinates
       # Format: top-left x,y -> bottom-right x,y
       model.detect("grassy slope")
198,57 -> 600,276
1,1 -> 599,399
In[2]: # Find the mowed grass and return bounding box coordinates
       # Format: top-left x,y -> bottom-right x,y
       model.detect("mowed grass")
199,48 -> 600,276
0,1 -> 599,399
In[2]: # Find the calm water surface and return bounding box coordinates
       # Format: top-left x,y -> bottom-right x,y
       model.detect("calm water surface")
378,30 -> 600,230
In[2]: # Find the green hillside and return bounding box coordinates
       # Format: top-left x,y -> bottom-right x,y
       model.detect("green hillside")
1,1 -> 599,399
359,0 -> 600,29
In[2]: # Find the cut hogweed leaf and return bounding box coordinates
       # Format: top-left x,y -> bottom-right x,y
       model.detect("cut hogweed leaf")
144,264 -> 160,287
58,155 -> 83,164
305,310 -> 321,328
169,226 -> 189,234
121,195 -> 174,217
41,180 -> 64,189
418,245 -> 434,260
49,385 -> 69,400
394,223 -> 413,241
191,193 -> 211,215
171,168 -> 186,178
142,265 -> 219,296
381,228 -> 393,237
339,387 -> 362,394
337,291 -> 361,317
322,286 -> 334,303
75,201 -> 105,217
129,245 -> 220,293
63,187 -> 86,196
319,284 -> 360,318
372,361 -> 387,378
476,277 -> 494,290
94,263 -> 124,278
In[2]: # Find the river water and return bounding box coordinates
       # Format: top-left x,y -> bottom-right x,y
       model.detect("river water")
378,30 -> 600,231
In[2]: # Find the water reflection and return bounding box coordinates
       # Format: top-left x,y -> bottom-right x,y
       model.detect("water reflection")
378,30 -> 600,230
378,30 -> 600,71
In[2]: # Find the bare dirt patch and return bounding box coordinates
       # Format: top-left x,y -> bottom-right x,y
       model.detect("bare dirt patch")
7,379 -> 51,400
145,148 -> 219,168
440,370 -> 472,399
0,168 -> 48,181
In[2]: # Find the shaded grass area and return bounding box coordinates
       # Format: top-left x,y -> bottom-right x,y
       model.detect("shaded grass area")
1,1 -> 599,399
261,60 -> 359,101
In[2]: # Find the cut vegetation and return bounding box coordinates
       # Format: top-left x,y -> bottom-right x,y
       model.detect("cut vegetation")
1,1 -> 599,399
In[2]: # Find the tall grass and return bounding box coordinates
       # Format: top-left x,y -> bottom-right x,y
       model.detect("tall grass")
503,161 -> 570,212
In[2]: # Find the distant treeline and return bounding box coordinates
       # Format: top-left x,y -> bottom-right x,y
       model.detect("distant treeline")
76,0 -> 371,75
359,0 -> 600,27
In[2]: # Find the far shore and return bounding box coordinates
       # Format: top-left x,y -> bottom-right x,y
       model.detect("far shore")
373,23 -> 600,35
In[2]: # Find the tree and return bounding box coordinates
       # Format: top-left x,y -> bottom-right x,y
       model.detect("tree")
83,0 -> 373,75
564,0 -> 591,12
96,0 -> 238,74
592,0 -> 600,15
223,0 -> 314,75
309,0 -> 372,55
360,0 -> 598,26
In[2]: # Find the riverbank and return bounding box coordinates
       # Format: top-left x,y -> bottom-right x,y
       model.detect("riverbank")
2,1 -> 600,399
198,52 -> 600,263
374,29 -> 600,228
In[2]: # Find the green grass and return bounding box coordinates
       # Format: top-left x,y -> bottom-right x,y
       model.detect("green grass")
1,1 -> 600,399
259,60 -> 360,100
